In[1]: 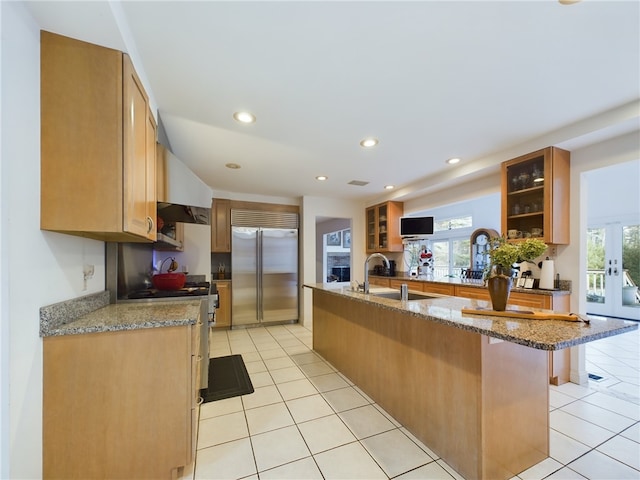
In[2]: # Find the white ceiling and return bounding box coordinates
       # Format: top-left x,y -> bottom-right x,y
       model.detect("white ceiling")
25,1 -> 640,203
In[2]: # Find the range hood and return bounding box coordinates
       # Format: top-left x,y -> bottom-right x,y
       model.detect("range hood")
157,202 -> 210,226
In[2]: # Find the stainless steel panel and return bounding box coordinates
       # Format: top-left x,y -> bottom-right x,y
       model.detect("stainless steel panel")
231,227 -> 259,326
261,228 -> 298,323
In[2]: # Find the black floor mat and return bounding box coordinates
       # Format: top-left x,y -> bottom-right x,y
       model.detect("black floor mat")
200,354 -> 254,403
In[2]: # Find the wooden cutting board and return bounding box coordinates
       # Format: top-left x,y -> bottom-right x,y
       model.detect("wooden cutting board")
461,308 -> 589,323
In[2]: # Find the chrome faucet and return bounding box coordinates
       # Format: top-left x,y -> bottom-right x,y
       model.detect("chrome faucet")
363,253 -> 390,294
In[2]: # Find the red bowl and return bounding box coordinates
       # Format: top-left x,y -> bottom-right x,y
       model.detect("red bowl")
152,273 -> 186,290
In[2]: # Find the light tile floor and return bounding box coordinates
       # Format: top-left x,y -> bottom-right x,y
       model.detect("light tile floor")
182,323 -> 639,480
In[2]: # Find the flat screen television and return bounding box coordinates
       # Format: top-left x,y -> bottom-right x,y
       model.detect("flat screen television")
400,216 -> 434,237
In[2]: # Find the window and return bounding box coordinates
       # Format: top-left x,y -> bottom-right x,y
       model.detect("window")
428,215 -> 473,278
434,215 -> 472,232
431,238 -> 470,278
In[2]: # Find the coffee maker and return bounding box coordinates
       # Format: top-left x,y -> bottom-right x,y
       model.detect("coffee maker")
388,260 -> 396,277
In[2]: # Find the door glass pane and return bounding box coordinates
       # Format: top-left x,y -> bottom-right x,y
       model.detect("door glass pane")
586,227 -> 606,304
622,224 -> 640,307
432,241 -> 449,278
452,239 -> 470,277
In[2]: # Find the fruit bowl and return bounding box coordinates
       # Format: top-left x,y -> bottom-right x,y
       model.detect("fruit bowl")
152,272 -> 186,290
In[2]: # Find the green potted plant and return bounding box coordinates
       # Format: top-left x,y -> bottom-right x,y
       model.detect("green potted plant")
486,236 -> 548,310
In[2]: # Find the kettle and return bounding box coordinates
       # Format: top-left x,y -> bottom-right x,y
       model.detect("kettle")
539,257 -> 555,290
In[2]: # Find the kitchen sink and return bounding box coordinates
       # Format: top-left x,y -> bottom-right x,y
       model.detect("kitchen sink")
370,291 -> 437,301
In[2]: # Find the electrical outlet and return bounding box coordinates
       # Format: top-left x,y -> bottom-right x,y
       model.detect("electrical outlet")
83,264 -> 95,279
547,245 -> 558,258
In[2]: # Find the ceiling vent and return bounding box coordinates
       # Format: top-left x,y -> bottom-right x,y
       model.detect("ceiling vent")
348,180 -> 369,187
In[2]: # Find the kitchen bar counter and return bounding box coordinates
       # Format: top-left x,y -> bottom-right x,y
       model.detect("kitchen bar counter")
40,290 -> 202,337
306,284 -> 635,350
306,283 -> 637,479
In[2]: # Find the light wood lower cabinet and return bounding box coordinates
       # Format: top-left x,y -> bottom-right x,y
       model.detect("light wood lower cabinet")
43,325 -> 198,479
368,277 -> 390,287
422,282 -> 456,296
213,281 -> 231,328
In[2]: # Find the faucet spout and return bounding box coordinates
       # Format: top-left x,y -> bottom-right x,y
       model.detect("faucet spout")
364,253 -> 390,294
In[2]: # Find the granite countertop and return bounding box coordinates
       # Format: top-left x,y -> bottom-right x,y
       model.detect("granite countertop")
305,283 -> 637,351
40,291 -> 203,337
370,274 -> 571,296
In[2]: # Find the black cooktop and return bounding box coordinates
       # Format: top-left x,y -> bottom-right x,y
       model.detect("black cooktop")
127,281 -> 210,299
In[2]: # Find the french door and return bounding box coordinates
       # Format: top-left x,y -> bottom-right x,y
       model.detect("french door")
586,221 -> 640,320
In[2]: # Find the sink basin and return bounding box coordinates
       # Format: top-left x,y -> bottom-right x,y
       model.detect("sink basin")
370,291 -> 437,301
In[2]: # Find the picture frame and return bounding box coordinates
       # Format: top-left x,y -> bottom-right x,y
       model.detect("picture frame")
342,229 -> 351,248
326,231 -> 341,246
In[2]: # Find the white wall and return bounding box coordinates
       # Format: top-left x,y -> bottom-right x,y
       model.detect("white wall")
558,131 -> 640,315
586,159 -> 640,223
1,3 -> 106,476
557,131 -> 640,384
301,197 -> 364,327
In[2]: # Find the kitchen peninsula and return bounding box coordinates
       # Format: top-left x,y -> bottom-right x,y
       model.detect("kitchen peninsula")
306,283 -> 636,480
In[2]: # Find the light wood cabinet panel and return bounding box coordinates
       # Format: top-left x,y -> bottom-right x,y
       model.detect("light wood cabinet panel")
41,31 -> 156,242
508,291 -> 551,309
501,147 -> 570,245
455,285 -> 491,301
157,142 -> 168,202
369,277 -> 390,287
422,282 -> 456,296
211,198 -> 231,252
213,281 -> 231,328
365,201 -> 404,253
43,325 -> 198,479
389,279 -> 423,291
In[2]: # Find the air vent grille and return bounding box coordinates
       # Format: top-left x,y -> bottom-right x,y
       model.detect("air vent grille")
231,210 -> 299,229
348,180 -> 369,186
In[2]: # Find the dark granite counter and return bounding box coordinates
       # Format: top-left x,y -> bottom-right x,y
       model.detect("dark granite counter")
305,283 -> 636,351
40,291 -> 202,337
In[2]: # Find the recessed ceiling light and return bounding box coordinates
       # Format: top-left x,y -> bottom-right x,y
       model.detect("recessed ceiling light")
359,137 -> 379,148
446,157 -> 461,165
316,175 -> 328,181
233,111 -> 256,124
225,163 -> 241,169
384,185 -> 395,190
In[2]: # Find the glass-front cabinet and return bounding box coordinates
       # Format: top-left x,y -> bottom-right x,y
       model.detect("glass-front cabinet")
366,201 -> 404,253
501,147 -> 570,245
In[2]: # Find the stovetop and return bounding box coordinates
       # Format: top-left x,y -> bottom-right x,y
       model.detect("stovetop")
127,281 -> 210,300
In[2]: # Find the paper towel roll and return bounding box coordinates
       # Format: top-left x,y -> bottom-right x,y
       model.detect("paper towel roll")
539,259 -> 555,290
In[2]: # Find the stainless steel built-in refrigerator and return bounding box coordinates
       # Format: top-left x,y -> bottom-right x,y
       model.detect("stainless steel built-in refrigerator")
231,213 -> 299,327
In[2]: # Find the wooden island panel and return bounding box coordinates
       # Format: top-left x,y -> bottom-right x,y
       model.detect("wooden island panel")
312,290 -> 548,480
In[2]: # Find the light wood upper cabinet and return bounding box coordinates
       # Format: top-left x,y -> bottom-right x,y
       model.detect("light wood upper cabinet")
211,198 -> 231,252
501,147 -> 570,245
365,201 -> 404,253
41,31 -> 157,242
